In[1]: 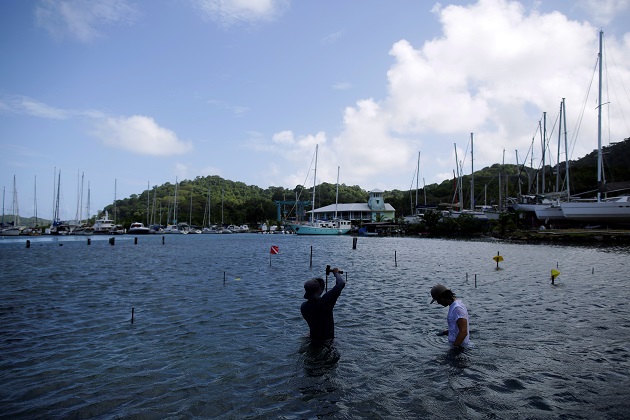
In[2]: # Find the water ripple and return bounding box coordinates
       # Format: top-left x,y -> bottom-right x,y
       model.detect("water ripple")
1,235 -> 629,418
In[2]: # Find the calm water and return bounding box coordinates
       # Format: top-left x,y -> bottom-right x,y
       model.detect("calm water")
1,233 -> 629,419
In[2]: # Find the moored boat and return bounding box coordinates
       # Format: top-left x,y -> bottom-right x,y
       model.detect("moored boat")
93,211 -> 115,234
128,222 -> 150,235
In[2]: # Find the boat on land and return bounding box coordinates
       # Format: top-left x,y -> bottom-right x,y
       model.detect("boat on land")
128,222 -> 150,235
289,147 -> 351,235
559,31 -> 630,224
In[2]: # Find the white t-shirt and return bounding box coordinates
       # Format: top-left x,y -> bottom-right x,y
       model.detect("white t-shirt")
447,299 -> 471,347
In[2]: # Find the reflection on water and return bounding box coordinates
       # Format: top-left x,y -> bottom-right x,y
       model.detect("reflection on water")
1,234 -> 630,418
299,337 -> 341,377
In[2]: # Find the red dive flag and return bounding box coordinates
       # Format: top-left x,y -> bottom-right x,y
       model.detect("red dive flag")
270,245 -> 279,254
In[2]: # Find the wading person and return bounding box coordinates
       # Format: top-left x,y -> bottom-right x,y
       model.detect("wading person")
430,284 -> 471,348
301,267 -> 346,343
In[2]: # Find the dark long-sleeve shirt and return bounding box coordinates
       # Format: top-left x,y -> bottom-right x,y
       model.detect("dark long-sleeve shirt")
300,272 -> 346,342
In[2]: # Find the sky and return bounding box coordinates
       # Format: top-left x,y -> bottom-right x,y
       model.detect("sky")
1,0 -> 630,221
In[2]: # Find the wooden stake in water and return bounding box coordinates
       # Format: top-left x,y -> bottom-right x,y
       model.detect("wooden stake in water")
224,271 -> 226,286
134,237 -> 138,245
395,250 -> 397,267
162,235 -> 165,245
131,308 -> 134,324
475,274 -> 477,288
310,246 -> 313,268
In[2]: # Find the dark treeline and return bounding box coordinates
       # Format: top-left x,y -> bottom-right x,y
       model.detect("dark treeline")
95,137 -> 629,228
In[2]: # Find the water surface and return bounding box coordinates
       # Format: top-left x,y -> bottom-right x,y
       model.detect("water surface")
1,234 -> 629,418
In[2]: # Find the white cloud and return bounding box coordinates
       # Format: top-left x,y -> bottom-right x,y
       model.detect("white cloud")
190,0 -> 290,26
315,0 -> 630,187
333,82 -> 352,90
0,94 -> 70,119
322,30 -> 343,45
35,0 -> 139,42
577,0 -> 630,25
93,115 -> 194,156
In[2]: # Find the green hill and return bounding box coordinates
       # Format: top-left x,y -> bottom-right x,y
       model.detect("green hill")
6,138 -> 629,229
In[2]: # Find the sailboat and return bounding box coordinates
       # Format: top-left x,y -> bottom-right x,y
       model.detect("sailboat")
449,135 -> 488,220
288,145 -> 351,235
128,182 -> 151,234
164,177 -> 188,234
2,176 -> 22,236
560,31 -> 630,224
49,170 -> 72,235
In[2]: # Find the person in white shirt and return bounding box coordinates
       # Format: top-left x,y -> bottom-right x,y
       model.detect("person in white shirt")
430,284 -> 471,348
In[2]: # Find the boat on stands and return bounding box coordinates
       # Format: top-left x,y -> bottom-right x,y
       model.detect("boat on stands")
559,31 -> 630,224
561,196 -> 630,223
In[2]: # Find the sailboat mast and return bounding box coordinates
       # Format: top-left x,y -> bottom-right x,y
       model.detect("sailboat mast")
597,29 -> 603,202
453,143 -> 461,211
147,181 -> 150,226
311,145 -> 318,223
86,182 -> 91,222
54,171 -> 61,223
174,177 -> 178,224
563,98 -> 570,199
335,166 -> 340,219
556,101 -> 562,193
540,112 -> 547,194
79,172 -> 84,223
34,175 -> 38,227
470,133 -> 474,211
416,151 -> 420,210
12,175 -> 19,226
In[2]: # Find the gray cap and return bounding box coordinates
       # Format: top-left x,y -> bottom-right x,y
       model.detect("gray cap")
430,284 -> 448,303
304,278 -> 324,299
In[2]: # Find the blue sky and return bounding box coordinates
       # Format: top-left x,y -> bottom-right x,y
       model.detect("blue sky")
2,0 -> 630,221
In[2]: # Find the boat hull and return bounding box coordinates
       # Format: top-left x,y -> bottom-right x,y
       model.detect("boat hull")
289,222 -> 351,235
534,206 -> 566,220
560,196 -> 630,223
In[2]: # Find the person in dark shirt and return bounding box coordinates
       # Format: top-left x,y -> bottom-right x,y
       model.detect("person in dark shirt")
301,267 -> 346,342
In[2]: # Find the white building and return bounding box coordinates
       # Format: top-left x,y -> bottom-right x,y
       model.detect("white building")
308,189 -> 396,222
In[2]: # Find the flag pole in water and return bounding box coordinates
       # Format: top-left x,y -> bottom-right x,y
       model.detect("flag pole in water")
493,251 -> 504,269
269,245 -> 279,266
551,269 -> 560,285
